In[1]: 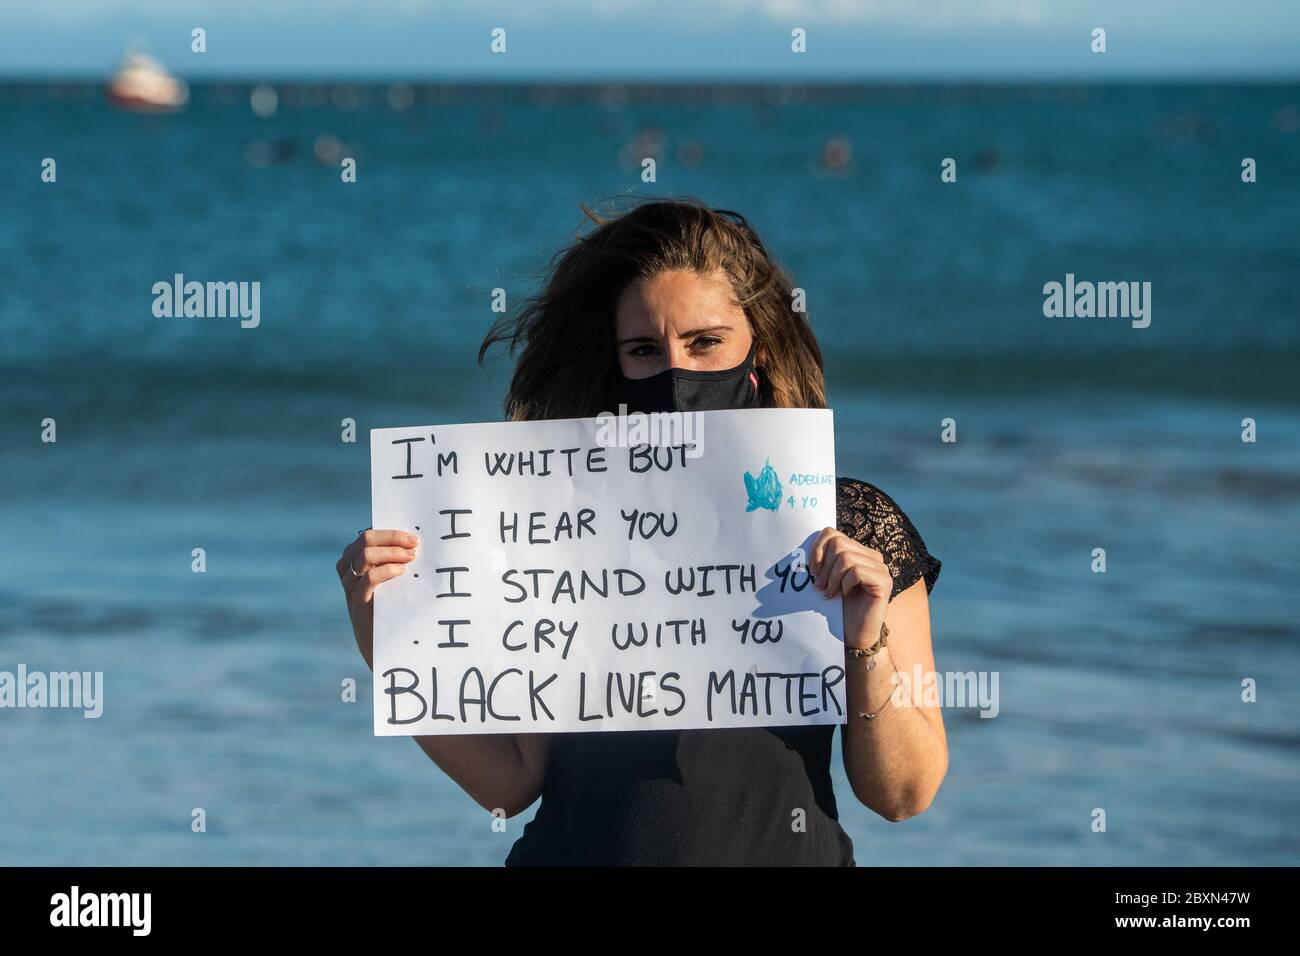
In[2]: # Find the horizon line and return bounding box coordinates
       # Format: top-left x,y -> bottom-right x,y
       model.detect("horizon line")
4,70 -> 1299,85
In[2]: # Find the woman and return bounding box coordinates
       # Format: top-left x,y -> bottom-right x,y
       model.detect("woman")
337,198 -> 947,866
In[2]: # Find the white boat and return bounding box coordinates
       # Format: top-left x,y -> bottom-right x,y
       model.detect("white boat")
106,51 -> 188,113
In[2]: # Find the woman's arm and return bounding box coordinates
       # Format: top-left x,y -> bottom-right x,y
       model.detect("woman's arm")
410,732 -> 551,818
808,529 -> 948,821
337,530 -> 551,817
840,578 -> 947,820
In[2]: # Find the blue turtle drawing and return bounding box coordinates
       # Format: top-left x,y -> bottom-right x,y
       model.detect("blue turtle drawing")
744,458 -> 783,512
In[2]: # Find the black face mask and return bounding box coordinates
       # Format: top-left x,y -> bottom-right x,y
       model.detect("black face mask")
613,340 -> 763,414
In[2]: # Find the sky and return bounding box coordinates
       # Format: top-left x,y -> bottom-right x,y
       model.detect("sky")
1,0 -> 1297,80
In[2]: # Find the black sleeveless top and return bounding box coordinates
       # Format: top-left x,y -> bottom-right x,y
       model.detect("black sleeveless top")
503,476 -> 941,866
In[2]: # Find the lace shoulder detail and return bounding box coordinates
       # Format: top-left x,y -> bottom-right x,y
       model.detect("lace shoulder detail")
835,477 -> 941,601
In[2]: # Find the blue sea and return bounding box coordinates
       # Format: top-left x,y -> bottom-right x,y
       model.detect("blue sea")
0,81 -> 1297,865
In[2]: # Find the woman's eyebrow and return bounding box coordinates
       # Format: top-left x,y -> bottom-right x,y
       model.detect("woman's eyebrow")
616,324 -> 733,346
677,324 -> 733,338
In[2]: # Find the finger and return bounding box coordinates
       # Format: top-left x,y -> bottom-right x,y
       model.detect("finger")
857,545 -> 884,564
360,561 -> 408,603
361,546 -> 418,568
839,564 -> 880,598
347,561 -> 407,604
808,527 -> 839,578
337,539 -> 369,582
337,539 -> 359,581
337,534 -> 367,577
339,530 -> 419,581
837,562 -> 892,600
814,532 -> 848,590
822,552 -> 856,596
819,538 -> 887,591
362,529 -> 421,550
842,548 -> 888,575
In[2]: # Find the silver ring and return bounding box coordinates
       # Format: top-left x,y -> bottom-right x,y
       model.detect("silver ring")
349,554 -> 365,578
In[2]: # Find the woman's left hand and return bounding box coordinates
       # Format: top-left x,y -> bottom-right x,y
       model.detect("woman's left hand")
808,527 -> 893,650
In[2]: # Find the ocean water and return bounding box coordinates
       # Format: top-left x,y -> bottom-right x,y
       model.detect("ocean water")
0,81 -> 1297,865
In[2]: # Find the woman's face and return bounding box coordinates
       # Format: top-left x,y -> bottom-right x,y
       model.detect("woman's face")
614,269 -> 754,380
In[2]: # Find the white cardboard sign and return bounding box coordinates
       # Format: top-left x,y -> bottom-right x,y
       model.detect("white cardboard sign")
370,407 -> 844,736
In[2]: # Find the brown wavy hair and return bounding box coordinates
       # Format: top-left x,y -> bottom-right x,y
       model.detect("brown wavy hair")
478,196 -> 826,421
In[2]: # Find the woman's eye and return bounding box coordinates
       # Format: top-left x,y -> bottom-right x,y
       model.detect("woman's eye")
627,337 -> 722,358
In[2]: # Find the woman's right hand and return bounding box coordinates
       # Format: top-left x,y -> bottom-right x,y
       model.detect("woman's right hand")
336,529 -> 420,670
